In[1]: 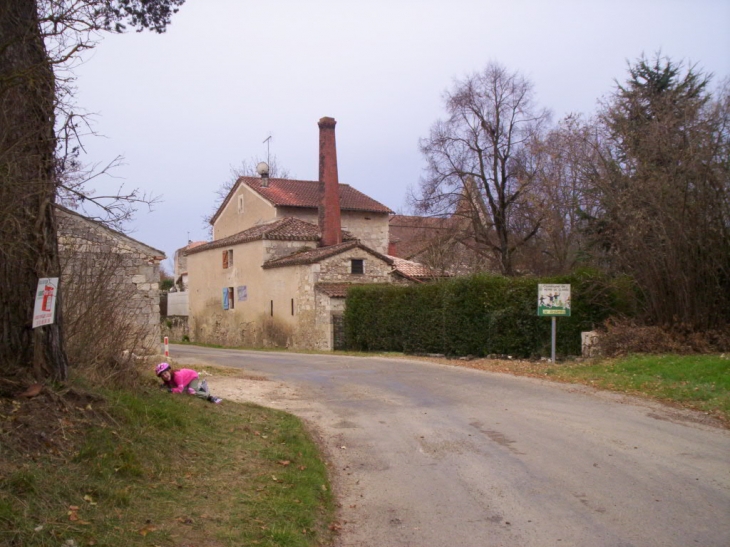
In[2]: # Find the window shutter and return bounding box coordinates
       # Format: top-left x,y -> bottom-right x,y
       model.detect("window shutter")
222,250 -> 229,269
222,287 -> 229,310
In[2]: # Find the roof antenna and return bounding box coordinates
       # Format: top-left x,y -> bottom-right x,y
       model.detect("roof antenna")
259,135 -> 272,187
263,135 -> 272,168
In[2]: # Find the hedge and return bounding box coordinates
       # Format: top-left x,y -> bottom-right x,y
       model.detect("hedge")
343,269 -> 635,358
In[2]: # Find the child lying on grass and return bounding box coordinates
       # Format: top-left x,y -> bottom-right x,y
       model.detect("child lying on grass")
155,362 -> 222,404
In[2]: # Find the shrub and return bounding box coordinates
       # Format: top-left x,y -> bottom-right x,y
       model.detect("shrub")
345,270 -> 634,358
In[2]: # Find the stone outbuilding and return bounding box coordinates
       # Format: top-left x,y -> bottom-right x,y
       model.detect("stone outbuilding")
56,205 -> 165,353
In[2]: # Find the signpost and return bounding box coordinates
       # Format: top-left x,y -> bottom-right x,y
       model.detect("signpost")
32,277 -> 59,328
538,284 -> 571,363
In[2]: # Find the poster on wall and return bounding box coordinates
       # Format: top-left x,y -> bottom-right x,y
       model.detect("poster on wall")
33,277 -> 59,328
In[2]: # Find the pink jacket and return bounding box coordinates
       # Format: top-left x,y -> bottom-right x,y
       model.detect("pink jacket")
166,369 -> 199,394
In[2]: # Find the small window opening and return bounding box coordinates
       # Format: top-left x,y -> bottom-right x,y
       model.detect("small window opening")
291,298 -> 295,316
222,249 -> 233,269
223,287 -> 234,310
351,259 -> 364,274
270,300 -> 274,317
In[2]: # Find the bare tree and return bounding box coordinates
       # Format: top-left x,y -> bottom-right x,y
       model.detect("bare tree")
0,0 -> 185,385
524,114 -> 602,274
414,62 -> 551,276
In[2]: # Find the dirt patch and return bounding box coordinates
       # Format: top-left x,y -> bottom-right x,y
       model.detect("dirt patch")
197,367 -> 300,408
0,385 -> 111,472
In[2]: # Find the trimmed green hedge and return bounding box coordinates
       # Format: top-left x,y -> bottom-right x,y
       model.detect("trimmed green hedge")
344,270 -> 635,358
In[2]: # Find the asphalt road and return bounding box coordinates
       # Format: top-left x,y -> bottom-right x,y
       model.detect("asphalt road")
171,344 -> 730,547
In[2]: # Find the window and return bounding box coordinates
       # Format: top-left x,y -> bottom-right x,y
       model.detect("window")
222,249 -> 233,269
222,287 -> 234,310
351,259 -> 364,274
270,300 -> 274,317
291,298 -> 295,316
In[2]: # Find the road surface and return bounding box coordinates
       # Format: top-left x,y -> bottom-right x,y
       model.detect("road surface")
171,344 -> 730,547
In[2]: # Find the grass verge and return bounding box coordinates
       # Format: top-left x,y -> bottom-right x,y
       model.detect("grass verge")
543,353 -> 730,422
0,383 -> 334,547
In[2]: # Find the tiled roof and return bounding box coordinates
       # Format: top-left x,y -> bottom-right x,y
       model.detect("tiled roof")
389,255 -> 452,280
263,240 -> 393,269
186,217 -> 356,255
211,177 -> 393,225
244,177 -> 392,213
388,214 -> 464,259
315,283 -> 352,298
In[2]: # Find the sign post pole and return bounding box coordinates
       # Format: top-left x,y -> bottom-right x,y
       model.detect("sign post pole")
164,336 -> 169,358
551,317 -> 557,364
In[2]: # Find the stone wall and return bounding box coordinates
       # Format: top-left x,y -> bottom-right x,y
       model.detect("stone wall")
56,207 -> 164,354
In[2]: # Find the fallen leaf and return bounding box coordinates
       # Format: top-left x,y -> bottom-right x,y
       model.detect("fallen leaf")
138,524 -> 157,536
277,460 -> 290,466
298,465 -> 307,471
16,384 -> 43,398
83,495 -> 97,506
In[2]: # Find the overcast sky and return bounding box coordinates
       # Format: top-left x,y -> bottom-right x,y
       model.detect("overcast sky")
72,0 -> 730,270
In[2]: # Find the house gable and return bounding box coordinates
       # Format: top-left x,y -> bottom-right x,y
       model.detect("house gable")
213,182 -> 278,240
211,176 -> 393,252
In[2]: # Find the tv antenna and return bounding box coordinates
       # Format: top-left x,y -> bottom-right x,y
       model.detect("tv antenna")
263,135 -> 272,168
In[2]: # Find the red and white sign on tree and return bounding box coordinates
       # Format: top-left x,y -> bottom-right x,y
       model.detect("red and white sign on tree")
32,278 -> 59,328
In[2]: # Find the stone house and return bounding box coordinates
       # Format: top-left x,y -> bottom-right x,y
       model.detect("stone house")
56,205 -> 165,353
186,117 -> 429,350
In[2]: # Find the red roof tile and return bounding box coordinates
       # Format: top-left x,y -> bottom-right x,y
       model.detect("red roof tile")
388,214 -> 464,259
186,218 -> 355,255
263,241 -> 392,269
388,255 -> 451,280
211,177 -> 392,225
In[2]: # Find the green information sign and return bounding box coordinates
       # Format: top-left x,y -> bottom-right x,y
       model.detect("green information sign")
538,284 -> 571,317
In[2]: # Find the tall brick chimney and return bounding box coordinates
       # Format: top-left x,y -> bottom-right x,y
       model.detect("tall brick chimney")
318,116 -> 342,247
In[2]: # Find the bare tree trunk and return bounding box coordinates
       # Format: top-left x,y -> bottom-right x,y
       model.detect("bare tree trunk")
0,0 -> 68,382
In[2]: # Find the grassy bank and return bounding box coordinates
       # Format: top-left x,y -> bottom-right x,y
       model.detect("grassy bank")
0,384 -> 335,547
544,353 -> 730,421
